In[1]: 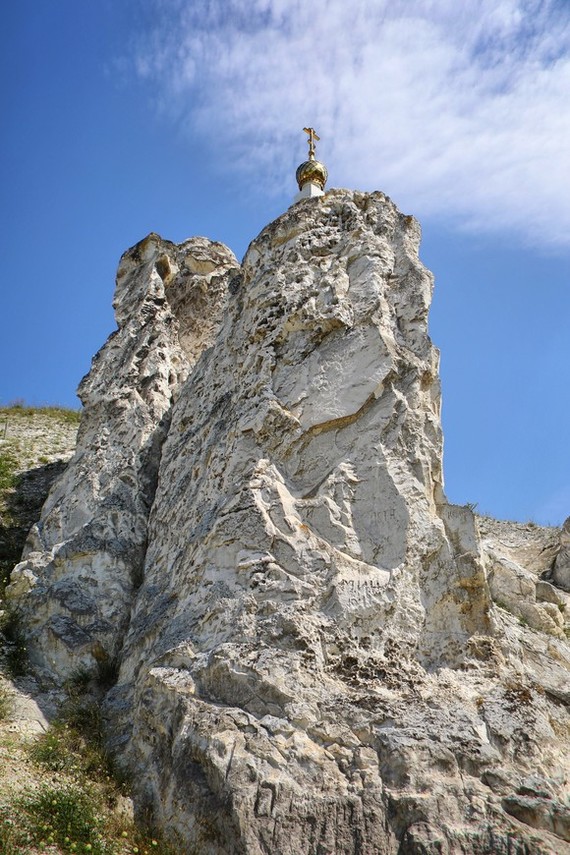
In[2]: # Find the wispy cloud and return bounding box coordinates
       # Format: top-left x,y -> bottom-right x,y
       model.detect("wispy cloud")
133,0 -> 570,248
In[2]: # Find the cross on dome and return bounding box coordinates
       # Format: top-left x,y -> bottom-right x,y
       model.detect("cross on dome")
294,127 -> 328,203
303,127 -> 320,160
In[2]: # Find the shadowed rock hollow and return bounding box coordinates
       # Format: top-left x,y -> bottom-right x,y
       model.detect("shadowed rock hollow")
8,191 -> 570,854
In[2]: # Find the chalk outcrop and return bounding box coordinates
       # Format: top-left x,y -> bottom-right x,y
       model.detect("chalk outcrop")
8,234 -> 238,678
553,516 -> 570,592
8,191 -> 570,853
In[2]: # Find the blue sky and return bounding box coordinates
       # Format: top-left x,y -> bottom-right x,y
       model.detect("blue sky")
1,0 -> 569,526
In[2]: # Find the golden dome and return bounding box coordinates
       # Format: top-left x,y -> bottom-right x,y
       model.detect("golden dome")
295,127 -> 328,192
296,158 -> 328,191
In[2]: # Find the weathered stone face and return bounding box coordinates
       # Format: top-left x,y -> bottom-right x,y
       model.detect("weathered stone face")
552,516 -> 570,591
119,192 -> 448,674
8,192 -> 570,854
7,233 -> 238,680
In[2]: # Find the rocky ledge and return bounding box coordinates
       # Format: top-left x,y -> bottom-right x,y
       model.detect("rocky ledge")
7,190 -> 570,854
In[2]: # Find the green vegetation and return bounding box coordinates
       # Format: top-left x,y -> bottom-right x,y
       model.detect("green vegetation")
0,449 -> 18,494
4,784 -> 106,853
0,692 -> 179,855
0,781 -> 171,854
28,678 -> 119,782
0,446 -> 20,596
29,711 -> 107,779
0,554 -> 17,599
0,403 -> 82,424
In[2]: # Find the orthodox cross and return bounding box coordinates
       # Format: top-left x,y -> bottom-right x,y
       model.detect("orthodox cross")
303,127 -> 320,159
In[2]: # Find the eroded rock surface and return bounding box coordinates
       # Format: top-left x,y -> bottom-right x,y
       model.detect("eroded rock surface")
9,192 -> 570,853
552,516 -> 570,592
7,234 -> 238,680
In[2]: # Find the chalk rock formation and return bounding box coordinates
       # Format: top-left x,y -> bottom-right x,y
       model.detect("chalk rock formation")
7,234 -> 238,678
552,516 -> 570,592
9,191 -> 570,853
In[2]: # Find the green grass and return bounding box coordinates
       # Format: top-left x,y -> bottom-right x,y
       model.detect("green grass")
9,784 -> 106,853
1,406 -> 183,853
0,779 -> 179,853
29,728 -> 75,772
0,692 -> 180,854
0,403 -> 82,424
29,695 -> 114,779
17,694 -> 180,854
28,713 -> 106,780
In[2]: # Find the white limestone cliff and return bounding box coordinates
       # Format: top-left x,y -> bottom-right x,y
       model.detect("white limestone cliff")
7,233 -> 238,679
8,191 -> 570,853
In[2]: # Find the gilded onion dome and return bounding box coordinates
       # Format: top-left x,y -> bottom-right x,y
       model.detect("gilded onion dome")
296,127 -> 328,191
296,157 -> 328,191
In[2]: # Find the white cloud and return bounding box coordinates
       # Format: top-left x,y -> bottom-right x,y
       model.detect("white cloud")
133,0 -> 570,248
